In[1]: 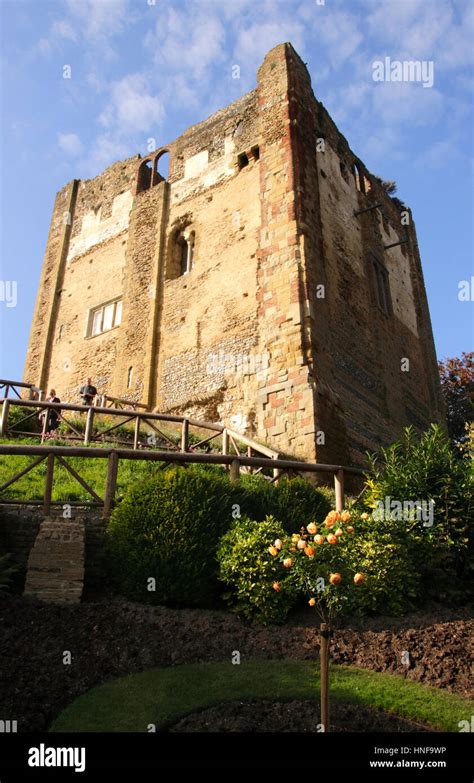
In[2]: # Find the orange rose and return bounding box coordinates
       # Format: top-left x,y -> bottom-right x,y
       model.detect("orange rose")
283,558 -> 293,568
297,539 -> 306,550
273,581 -> 281,592
307,522 -> 318,535
354,572 -> 365,585
335,527 -> 344,537
304,546 -> 315,557
341,511 -> 351,522
308,597 -> 316,606
326,534 -> 338,544
268,546 -> 278,556
329,572 -> 342,585
346,525 -> 355,534
314,534 -> 325,545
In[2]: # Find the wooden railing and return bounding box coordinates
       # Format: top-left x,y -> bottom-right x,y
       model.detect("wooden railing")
0,443 -> 365,517
0,397 -> 281,475
0,380 -> 43,401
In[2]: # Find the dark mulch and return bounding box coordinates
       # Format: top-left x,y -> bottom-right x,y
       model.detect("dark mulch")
167,699 -> 429,733
0,595 -> 472,732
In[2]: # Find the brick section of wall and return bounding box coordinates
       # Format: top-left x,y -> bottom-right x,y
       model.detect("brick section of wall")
24,517 -> 85,603
255,44 -> 318,460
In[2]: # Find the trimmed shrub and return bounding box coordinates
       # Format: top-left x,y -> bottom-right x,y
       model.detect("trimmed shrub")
217,516 -> 298,624
106,466 -> 332,608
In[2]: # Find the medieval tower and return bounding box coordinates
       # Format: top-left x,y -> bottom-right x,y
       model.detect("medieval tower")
23,43 -> 444,466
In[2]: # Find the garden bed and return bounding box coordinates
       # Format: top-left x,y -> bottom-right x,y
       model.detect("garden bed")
167,699 -> 429,733
0,595 -> 472,732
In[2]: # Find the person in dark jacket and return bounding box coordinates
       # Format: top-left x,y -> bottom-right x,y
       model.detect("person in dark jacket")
39,389 -> 61,433
80,378 -> 97,406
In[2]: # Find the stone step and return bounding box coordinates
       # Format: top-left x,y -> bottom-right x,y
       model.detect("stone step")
24,517 -> 85,603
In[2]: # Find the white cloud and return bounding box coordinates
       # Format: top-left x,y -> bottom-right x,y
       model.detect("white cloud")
51,20 -> 77,42
234,19 -> 306,72
79,134 -> 131,178
315,10 -> 363,68
99,73 -> 164,135
58,132 -> 83,156
147,7 -> 226,80
415,139 -> 462,171
66,0 -> 129,41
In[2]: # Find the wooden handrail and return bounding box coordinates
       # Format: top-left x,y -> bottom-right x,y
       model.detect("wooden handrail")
0,443 -> 365,515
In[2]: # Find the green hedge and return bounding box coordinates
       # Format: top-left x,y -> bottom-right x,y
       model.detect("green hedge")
106,467 -> 331,608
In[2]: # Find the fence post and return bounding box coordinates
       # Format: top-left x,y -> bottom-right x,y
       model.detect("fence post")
43,454 -> 54,514
222,428 -> 228,455
181,419 -> 189,452
320,622 -> 330,732
273,454 -> 282,484
84,407 -> 94,445
40,407 -> 50,443
334,469 -> 344,511
230,458 -> 240,481
133,416 -> 140,450
104,451 -> 119,518
0,400 -> 9,437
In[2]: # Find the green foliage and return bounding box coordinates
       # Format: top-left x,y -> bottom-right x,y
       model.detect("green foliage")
345,519 -> 420,615
7,405 -> 42,435
362,425 -> 473,602
106,466 -> 332,609
217,516 -> 298,624
107,467 -> 243,607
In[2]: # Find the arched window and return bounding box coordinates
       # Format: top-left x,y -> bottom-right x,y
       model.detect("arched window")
155,150 -> 170,182
136,150 -> 170,194
167,228 -> 196,279
353,162 -> 372,195
136,159 -> 153,194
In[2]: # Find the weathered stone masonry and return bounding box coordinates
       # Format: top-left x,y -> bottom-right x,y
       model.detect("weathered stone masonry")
23,43 -> 444,466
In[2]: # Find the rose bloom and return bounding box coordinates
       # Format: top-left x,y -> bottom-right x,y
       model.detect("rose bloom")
283,558 -> 293,568
326,534 -> 338,544
341,511 -> 351,522
297,539 -> 306,550
273,581 -> 281,592
274,539 -> 283,550
308,597 -> 316,606
334,527 -> 344,537
268,546 -> 278,556
306,522 -> 317,534
361,512 -> 369,520
304,546 -> 315,557
314,534 -> 325,545
346,525 -> 355,534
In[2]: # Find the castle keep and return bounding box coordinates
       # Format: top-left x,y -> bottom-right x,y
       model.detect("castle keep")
23,43 -> 443,466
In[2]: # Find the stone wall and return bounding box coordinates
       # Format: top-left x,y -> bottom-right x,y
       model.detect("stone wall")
0,506 -> 107,598
23,42 -> 444,467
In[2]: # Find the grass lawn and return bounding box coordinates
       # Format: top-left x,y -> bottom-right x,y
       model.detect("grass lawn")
0,437 -> 163,502
50,660 -> 474,733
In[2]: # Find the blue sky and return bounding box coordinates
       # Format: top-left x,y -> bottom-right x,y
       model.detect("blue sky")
0,0 -> 472,382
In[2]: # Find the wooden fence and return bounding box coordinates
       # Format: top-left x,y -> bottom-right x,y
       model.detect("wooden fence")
0,443 -> 365,518
0,397 -> 280,471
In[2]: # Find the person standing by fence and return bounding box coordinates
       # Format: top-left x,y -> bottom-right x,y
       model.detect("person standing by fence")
79,378 -> 97,407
